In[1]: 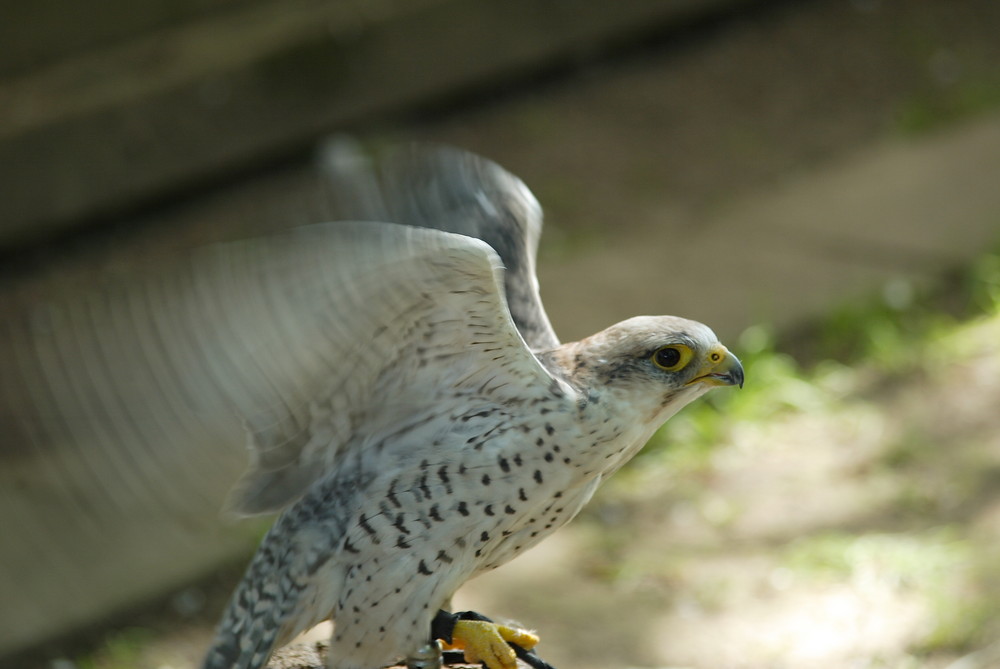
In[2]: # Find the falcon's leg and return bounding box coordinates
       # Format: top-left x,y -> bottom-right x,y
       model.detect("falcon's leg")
430,610 -> 546,669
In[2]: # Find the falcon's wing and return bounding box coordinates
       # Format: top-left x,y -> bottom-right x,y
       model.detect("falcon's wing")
320,141 -> 560,351
4,223 -> 556,517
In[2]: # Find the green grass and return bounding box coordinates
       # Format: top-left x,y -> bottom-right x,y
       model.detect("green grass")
783,529 -> 968,582
896,79 -> 1000,137
73,628 -> 155,669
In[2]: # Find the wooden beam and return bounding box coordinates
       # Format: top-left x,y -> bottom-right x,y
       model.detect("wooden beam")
0,0 -> 756,247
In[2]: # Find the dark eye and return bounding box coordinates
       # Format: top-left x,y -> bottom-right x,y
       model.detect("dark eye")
654,347 -> 680,368
651,344 -> 692,372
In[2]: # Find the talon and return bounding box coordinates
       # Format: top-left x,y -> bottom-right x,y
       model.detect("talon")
440,619 -> 539,669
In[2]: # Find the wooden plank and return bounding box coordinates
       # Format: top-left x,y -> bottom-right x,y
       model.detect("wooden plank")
0,0 -> 756,247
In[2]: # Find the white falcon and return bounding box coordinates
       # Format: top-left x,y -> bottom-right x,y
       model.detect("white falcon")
188,145 -> 744,669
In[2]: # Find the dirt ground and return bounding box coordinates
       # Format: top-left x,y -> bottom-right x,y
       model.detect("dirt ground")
20,0 -> 1000,667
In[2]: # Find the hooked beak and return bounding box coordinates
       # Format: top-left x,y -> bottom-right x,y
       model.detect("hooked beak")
686,346 -> 744,389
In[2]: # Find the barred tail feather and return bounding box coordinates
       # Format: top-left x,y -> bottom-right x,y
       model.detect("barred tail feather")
203,521 -> 341,669
203,544 -> 293,669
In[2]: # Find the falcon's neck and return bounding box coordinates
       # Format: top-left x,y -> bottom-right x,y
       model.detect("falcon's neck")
535,339 -> 709,478
533,341 -> 601,392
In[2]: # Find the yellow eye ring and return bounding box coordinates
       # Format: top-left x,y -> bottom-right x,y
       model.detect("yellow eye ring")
651,344 -> 694,372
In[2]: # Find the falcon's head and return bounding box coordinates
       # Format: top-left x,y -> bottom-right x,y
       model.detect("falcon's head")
563,315 -> 744,424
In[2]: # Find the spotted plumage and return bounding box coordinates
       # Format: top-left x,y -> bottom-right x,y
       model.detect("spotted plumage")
202,145 -> 743,669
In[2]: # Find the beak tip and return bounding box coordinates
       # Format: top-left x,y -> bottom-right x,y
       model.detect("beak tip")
727,357 -> 745,390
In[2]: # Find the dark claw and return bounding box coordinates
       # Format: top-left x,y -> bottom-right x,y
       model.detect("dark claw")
509,643 -> 557,669
441,650 -> 468,665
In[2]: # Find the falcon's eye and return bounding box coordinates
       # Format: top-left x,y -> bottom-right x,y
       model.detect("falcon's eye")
651,344 -> 693,372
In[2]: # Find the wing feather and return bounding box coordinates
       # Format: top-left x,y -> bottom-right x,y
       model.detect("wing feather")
319,141 -> 560,351
4,223 -> 556,517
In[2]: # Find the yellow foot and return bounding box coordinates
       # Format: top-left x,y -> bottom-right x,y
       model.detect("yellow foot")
441,619 -> 539,669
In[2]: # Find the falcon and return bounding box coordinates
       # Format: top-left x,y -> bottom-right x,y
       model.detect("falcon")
202,145 -> 744,669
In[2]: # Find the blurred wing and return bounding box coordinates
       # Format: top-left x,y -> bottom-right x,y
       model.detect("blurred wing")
320,141 -> 560,351
4,223 -> 555,517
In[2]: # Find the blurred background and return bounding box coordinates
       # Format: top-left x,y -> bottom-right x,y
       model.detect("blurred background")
3,0 -> 1000,667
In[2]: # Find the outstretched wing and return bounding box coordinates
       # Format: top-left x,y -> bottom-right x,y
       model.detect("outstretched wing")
4,223 -> 556,517
319,141 -> 560,351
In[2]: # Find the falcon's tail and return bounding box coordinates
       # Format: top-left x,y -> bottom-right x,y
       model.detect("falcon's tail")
203,540 -> 292,669
203,518 -> 340,669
